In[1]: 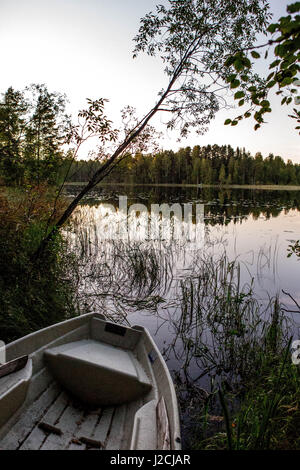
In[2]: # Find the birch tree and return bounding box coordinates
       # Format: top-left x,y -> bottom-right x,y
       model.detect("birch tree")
36,0 -> 271,255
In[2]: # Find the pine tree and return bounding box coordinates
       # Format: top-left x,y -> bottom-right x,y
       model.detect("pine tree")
0,87 -> 28,185
219,164 -> 226,185
23,84 -> 70,184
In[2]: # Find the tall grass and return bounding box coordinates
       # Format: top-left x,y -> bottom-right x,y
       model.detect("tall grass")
66,209 -> 178,321
211,335 -> 300,450
0,186 -> 79,343
73,238 -> 172,322
165,255 -> 288,384
160,253 -> 300,450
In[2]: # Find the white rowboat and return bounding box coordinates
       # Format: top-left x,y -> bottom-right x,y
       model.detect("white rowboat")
0,313 -> 181,450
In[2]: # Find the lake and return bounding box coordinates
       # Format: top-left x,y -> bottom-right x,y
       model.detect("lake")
65,184 -> 300,446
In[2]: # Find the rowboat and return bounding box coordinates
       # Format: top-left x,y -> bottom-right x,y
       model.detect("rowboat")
0,313 -> 181,450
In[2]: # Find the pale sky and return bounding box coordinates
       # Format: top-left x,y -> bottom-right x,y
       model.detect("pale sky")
0,0 -> 299,161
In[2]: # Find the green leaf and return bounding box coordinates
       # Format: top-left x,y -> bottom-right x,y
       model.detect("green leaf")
230,79 -> 240,89
280,77 -> 293,86
270,59 -> 281,69
251,51 -> 260,59
267,23 -> 278,33
224,56 -> 235,67
234,91 -> 245,99
224,119 -> 232,125
280,60 -> 291,70
226,73 -> 237,83
254,123 -> 261,130
231,121 -> 238,126
287,3 -> 300,14
242,57 -> 252,69
275,44 -> 287,58
233,59 -> 244,72
238,99 -> 245,106
254,111 -> 263,122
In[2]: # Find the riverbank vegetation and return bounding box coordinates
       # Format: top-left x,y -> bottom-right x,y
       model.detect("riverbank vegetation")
0,186 -> 78,343
0,84 -> 80,342
1,84 -> 299,192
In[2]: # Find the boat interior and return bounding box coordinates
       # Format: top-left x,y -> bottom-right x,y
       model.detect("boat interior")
0,313 -> 181,450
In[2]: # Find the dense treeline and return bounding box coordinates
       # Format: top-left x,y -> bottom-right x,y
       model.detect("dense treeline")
0,85 -> 70,186
65,145 -> 300,186
1,85 -> 299,188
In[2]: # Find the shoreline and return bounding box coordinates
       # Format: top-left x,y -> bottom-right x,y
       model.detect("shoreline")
64,182 -> 300,191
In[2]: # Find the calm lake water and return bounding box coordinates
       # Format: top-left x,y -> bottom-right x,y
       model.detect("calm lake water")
65,184 -> 300,446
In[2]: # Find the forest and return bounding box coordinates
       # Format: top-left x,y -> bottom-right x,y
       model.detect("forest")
0,85 -> 299,189
66,145 -> 300,187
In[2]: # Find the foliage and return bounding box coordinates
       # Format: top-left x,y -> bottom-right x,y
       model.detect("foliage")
0,87 -> 28,185
224,2 -> 300,132
133,0 -> 271,137
23,84 -> 71,184
288,239 -> 300,258
0,84 -> 70,186
0,187 -> 79,343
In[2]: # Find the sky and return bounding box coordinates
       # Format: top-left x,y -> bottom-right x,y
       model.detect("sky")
0,0 -> 299,161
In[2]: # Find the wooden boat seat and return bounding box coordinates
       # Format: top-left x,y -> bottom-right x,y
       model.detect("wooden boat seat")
44,339 -> 152,406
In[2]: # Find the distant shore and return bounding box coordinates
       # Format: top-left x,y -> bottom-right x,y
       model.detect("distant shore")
64,182 -> 300,191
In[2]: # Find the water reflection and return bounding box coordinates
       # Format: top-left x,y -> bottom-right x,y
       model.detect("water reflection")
66,185 -> 300,307
64,184 -> 300,223
65,185 -> 300,446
